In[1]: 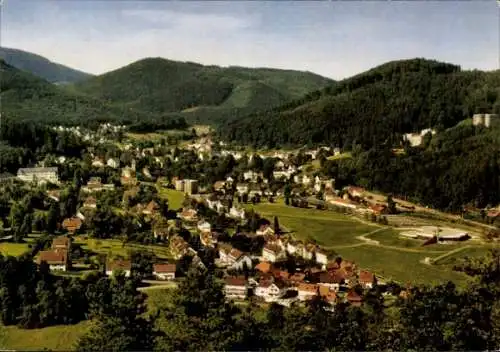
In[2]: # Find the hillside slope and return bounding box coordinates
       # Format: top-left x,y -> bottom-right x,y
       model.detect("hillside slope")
0,59 -> 156,126
218,58 -> 500,148
72,58 -> 333,124
0,47 -> 92,84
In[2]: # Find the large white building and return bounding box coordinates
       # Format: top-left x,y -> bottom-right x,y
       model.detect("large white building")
17,167 -> 59,184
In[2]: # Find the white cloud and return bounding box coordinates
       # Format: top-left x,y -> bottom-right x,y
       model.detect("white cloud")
121,9 -> 258,32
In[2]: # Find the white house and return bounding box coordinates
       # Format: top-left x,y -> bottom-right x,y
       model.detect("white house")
229,207 -> 246,220
262,244 -> 284,263
153,263 -> 176,280
224,277 -> 247,299
228,250 -> 253,271
286,241 -> 300,256
17,167 -> 59,185
315,248 -> 328,266
236,183 -> 249,194
107,158 -> 120,169
243,170 -> 261,182
295,283 -> 318,301
256,225 -> 275,237
255,281 -> 286,302
197,220 -> 211,233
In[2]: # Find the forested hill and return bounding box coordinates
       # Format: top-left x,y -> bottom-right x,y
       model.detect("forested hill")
218,58 -> 500,149
0,59 -> 171,126
71,57 -> 334,124
0,47 -> 92,84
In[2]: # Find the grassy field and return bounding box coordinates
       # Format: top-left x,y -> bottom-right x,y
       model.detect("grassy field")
432,245 -> 498,266
336,245 -> 469,286
157,187 -> 185,210
0,242 -> 30,256
73,236 -> 172,260
247,202 -> 377,246
0,321 -> 89,351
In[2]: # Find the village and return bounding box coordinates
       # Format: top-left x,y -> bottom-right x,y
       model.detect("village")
2,123 -> 498,311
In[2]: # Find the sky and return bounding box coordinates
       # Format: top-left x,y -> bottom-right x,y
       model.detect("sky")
1,0 -> 499,79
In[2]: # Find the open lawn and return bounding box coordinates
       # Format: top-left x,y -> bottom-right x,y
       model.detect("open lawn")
0,321 -> 89,351
432,245 -> 498,266
0,242 -> 30,256
157,187 -> 185,210
247,202 -> 377,246
327,152 -> 352,160
336,245 -> 469,286
73,236 -> 172,260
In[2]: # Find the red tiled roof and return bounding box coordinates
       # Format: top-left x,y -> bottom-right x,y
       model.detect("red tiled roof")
255,262 -> 272,273
62,217 -> 82,232
359,270 -> 375,284
297,282 -> 318,293
225,276 -> 246,287
153,263 -> 176,273
38,250 -> 66,264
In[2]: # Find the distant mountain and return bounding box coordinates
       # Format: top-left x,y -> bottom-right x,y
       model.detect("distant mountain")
218,58 -> 500,148
72,57 -> 334,124
0,47 -> 92,84
0,59 -> 155,125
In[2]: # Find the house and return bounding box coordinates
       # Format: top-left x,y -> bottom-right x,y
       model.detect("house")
229,207 -> 246,220
315,248 -> 328,266
197,220 -> 211,233
243,171 -> 262,182
92,157 -> 105,167
302,244 -> 315,261
107,158 -> 120,169
236,183 -> 249,194
346,290 -> 363,307
47,190 -> 61,202
262,244 -> 284,263
255,280 -> 287,301
359,270 -> 376,289
318,271 -> 344,291
347,186 -> 365,198
296,283 -> 319,301
178,208 -> 198,222
62,217 -> 83,234
256,224 -> 275,237
106,260 -> 132,277
143,200 -> 160,216
175,179 -> 185,192
83,196 -> 97,209
17,167 -> 59,184
52,236 -> 71,251
142,167 -> 152,179
184,179 -> 198,195
213,181 -> 226,192
170,236 -> 197,259
255,261 -> 272,274
286,240 -> 300,256
318,286 -> 337,307
82,177 -> 103,193
228,249 -> 253,270
289,272 -> 306,284
200,231 -> 217,248
153,263 -> 176,280
122,166 -> 136,178
224,276 -> 247,300
37,250 -> 69,271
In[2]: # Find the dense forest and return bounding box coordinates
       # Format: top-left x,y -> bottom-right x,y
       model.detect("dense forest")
218,58 -> 500,149
71,57 -> 333,125
321,124 -> 500,211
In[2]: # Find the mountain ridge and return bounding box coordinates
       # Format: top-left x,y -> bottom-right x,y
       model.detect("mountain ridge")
71,56 -> 334,124
0,47 -> 92,84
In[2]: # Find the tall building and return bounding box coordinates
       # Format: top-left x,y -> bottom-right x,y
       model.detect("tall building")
17,167 -> 59,184
175,179 -> 185,192
184,179 -> 198,195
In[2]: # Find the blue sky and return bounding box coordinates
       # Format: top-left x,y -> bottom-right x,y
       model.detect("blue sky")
1,0 -> 498,79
